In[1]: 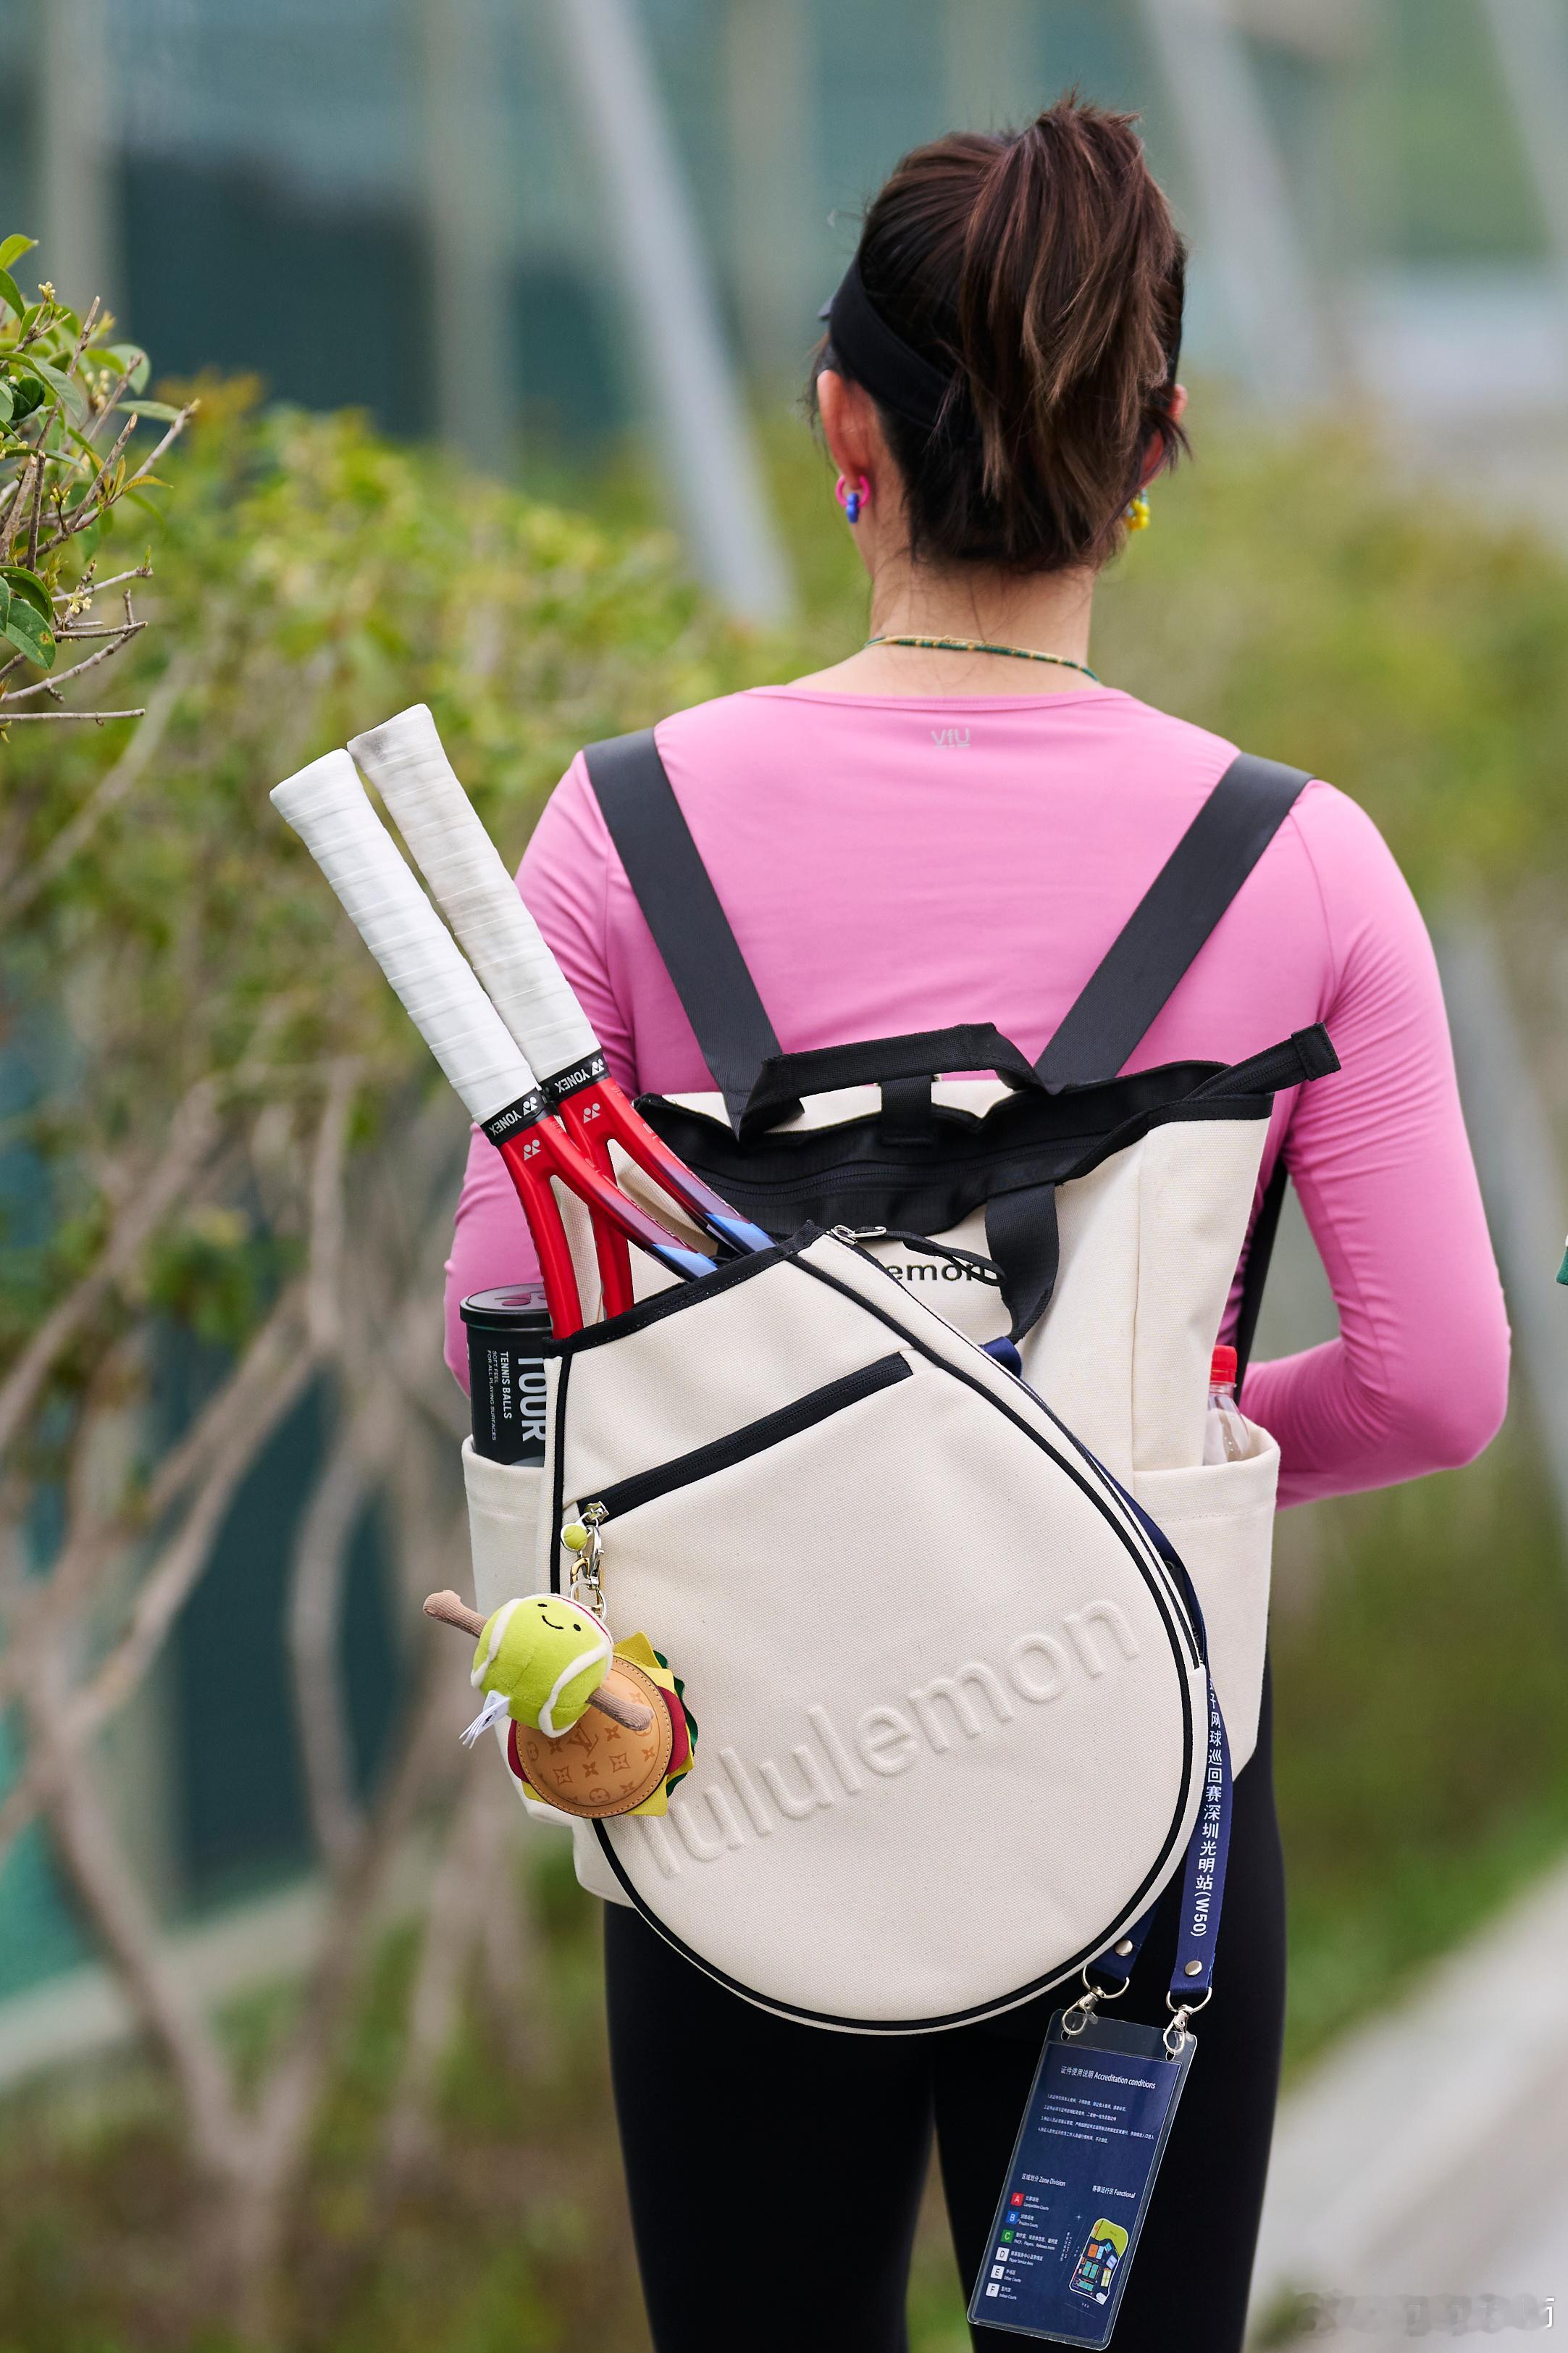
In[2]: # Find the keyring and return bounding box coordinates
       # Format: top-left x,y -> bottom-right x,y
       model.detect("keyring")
1062,1963 -> 1131,2038
1163,1984 -> 1212,2054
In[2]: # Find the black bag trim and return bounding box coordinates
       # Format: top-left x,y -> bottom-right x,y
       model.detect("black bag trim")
579,1353 -> 910,1522
540,1233 -> 800,1358
573,1250 -> 1199,2033
583,728 -> 795,1132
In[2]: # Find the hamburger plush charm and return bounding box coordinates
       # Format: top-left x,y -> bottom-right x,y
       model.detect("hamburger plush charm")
424,1587 -> 696,1820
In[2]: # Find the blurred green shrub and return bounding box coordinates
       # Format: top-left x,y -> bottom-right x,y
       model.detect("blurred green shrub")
1097,422 -> 1568,895
1,378 -> 801,1377
0,232 -> 193,725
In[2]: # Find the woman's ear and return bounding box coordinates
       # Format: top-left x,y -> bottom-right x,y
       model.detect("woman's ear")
817,368 -> 887,490
1137,385 -> 1188,489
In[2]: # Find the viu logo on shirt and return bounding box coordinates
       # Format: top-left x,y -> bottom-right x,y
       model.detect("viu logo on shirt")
931,725 -> 970,748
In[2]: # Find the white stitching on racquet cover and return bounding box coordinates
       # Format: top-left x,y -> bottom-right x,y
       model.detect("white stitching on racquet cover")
348,706 -> 598,1084
271,751 -> 536,1127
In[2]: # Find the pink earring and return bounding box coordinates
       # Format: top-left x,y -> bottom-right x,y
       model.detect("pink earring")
835,473 -> 870,524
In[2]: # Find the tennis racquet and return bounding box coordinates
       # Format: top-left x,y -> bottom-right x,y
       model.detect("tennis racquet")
347,706 -> 773,1292
271,751 -> 716,1337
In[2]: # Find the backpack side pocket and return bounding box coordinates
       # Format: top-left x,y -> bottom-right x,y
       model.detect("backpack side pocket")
1131,1428 -> 1279,1771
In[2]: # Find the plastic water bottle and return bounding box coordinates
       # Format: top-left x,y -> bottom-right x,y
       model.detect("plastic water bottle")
1204,1344 -> 1251,1464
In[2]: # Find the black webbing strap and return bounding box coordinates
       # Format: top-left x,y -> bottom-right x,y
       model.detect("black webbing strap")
985,1181 -> 1061,1343
1235,1158 -> 1288,1400
1036,753 -> 1311,1087
584,730 -> 787,1129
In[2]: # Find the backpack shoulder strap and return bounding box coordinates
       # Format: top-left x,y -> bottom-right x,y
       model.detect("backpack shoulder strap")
583,728 -> 782,1129
585,731 -> 1311,1119
1036,752 -> 1311,1087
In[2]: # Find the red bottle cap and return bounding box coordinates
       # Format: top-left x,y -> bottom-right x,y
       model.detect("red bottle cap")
1209,1344 -> 1238,1387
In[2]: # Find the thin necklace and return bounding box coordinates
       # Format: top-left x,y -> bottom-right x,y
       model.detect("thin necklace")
865,632 -> 1101,685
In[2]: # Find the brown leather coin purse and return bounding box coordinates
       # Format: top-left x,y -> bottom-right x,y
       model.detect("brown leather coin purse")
512,1657 -> 673,1818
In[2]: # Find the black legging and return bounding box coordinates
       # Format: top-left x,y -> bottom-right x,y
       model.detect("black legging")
605,1671 -> 1285,2353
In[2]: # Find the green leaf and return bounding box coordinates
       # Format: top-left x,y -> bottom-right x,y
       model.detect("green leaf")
88,346 -> 153,394
7,374 -> 46,422
1,596 -> 54,669
0,269 -> 22,320
121,399 -> 182,422
0,236 -> 37,274
0,381 -> 11,427
1,567 -> 53,622
25,356 -> 87,424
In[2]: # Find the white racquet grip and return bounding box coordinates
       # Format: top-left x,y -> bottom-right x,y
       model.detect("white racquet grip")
271,751 -> 538,1128
348,706 -> 600,1084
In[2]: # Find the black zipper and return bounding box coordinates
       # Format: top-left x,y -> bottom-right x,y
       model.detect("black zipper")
580,1353 -> 912,1522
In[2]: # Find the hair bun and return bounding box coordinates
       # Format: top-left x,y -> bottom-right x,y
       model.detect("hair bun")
830,99 -> 1186,573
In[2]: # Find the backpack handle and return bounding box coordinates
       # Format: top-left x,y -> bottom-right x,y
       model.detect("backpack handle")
739,1024 -> 1041,1140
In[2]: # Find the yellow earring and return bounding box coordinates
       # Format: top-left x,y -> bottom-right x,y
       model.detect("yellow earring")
1125,492 -> 1152,532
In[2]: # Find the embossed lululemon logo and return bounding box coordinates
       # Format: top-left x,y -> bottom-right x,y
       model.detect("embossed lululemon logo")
630,1599 -> 1143,1880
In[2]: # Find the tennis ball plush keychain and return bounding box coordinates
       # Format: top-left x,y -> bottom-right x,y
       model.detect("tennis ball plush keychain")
425,1516 -> 696,1819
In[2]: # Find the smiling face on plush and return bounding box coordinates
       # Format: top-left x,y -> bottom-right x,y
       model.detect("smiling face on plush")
471,1595 -> 613,1736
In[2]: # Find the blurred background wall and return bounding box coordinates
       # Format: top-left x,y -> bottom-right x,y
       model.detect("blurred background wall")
7,0 -> 1568,538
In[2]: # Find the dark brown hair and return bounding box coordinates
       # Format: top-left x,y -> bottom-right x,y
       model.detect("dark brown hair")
819,99 -> 1187,573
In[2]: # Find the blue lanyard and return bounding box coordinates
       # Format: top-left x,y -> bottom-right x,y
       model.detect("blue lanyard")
1065,1492 -> 1235,2048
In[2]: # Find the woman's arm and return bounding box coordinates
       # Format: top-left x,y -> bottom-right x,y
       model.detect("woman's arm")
1241,787 -> 1509,1505
443,758 -> 628,1384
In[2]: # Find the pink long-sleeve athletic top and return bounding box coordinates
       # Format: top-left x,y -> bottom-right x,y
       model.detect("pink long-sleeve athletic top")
445,685 -> 1509,1506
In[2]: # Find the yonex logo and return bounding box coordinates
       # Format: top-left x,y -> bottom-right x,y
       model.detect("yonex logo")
634,1600 -> 1141,1876
481,1089 -> 546,1143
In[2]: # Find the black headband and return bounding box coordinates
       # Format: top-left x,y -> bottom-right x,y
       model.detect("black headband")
820,258 -> 953,432
821,252 -> 1186,439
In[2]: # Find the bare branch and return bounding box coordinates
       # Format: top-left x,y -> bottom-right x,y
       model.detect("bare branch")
0,617 -> 146,706
286,1384 -> 400,1875
65,296 -> 102,380
72,1338 -> 317,1739
25,1668 -> 250,2181
0,706 -> 146,723
380,1760 -> 500,2186
478,1800 -> 544,2077
247,1623 -> 464,2215
25,404 -> 58,568
0,651 -> 195,915
59,562 -> 153,601
84,359 -> 133,446
0,1285 -> 309,1691
0,1080 -> 222,1458
118,404 -> 196,502
306,1061 -> 358,1357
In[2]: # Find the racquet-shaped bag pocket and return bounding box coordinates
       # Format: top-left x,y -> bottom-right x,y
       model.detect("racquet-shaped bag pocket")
545,1229 -> 1210,2034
